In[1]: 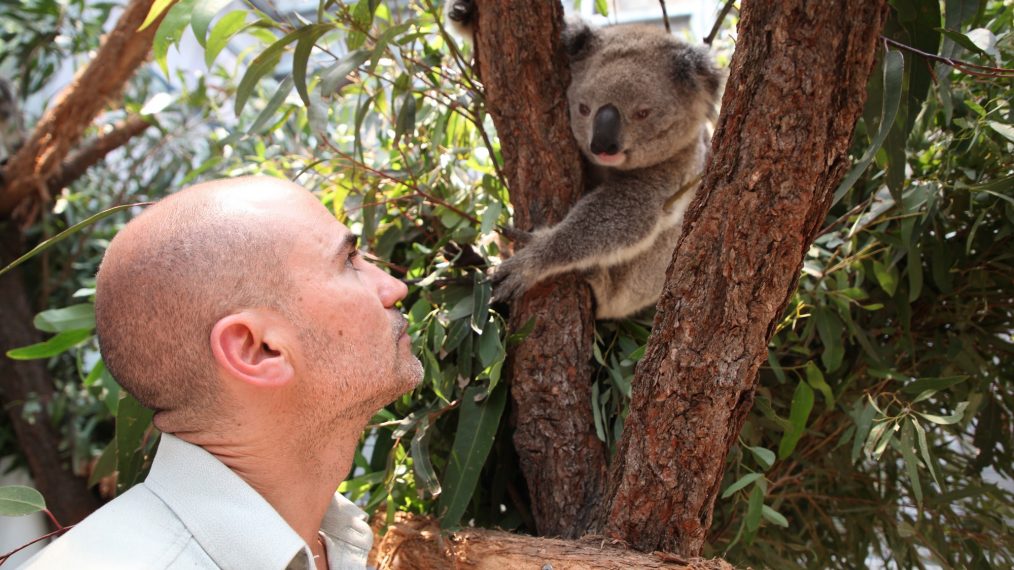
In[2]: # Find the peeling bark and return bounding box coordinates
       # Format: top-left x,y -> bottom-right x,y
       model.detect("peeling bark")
369,513 -> 734,569
598,0 -> 887,555
470,1 -> 606,537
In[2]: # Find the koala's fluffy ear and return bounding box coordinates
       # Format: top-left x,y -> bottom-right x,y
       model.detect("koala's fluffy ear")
561,17 -> 600,60
669,45 -> 723,104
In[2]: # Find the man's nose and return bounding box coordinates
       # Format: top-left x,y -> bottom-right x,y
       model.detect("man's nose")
368,263 -> 408,308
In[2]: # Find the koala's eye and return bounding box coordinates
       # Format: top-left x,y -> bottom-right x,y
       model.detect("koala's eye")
578,103 -> 590,116
634,109 -> 651,120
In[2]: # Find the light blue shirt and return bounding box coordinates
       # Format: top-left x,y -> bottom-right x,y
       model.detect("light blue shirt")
22,434 -> 373,569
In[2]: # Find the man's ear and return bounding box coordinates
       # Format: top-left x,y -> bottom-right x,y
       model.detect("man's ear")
210,311 -> 294,388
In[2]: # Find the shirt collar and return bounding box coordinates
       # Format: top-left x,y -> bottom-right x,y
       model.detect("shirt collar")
143,434 -> 371,570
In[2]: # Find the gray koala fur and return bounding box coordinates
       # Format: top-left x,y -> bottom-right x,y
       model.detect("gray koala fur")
445,2 -> 721,318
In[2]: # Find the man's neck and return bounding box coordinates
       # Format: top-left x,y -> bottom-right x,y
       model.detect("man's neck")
175,423 -> 362,556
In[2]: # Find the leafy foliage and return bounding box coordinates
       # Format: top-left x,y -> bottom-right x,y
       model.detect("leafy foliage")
0,1 -> 1010,568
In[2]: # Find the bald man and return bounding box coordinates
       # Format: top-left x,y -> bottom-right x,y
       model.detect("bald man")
24,177 -> 423,569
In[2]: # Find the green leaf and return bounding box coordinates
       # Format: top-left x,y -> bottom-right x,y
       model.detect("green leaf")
805,361 -> 835,410
935,28 -> 990,56
152,0 -> 196,78
814,308 -> 844,373
912,419 -> 940,488
394,93 -> 417,145
916,401 -> 969,425
320,49 -> 373,97
722,472 -> 764,499
833,48 -> 904,203
594,0 -> 608,16
745,484 -> 764,532
138,0 -> 177,31
987,121 -> 1014,144
6,329 -> 93,360
410,417 -> 442,498
204,10 -> 248,69
235,29 -> 303,116
0,485 -> 46,516
901,375 -> 968,395
748,446 -> 776,470
852,403 -> 878,463
761,505 -> 789,528
437,384 -> 507,529
591,381 -> 606,442
248,75 -> 294,135
293,23 -> 338,107
190,0 -> 234,46
0,203 -> 146,279
899,421 -> 923,505
872,260 -> 898,297
34,303 -> 95,333
115,394 -> 155,492
470,272 -> 490,334
778,380 -> 814,459
87,441 -> 117,488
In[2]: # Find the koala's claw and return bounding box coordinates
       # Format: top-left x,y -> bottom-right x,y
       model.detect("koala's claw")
498,225 -> 533,245
489,256 -> 531,303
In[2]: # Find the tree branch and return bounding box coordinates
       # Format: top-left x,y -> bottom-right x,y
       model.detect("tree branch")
47,115 -> 152,194
0,0 -> 168,221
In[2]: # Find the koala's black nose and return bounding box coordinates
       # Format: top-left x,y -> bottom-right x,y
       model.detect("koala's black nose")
590,104 -> 621,155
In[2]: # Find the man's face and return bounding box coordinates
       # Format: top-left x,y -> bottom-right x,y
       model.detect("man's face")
277,193 -> 422,425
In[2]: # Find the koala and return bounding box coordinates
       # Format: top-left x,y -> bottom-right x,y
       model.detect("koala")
445,2 -> 722,319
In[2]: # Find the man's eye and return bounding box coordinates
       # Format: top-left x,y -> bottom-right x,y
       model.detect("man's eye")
346,250 -> 360,269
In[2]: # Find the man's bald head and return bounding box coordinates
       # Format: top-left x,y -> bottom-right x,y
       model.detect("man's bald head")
95,177 -> 312,432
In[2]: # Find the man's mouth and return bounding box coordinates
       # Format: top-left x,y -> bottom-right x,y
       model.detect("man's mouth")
394,316 -> 409,341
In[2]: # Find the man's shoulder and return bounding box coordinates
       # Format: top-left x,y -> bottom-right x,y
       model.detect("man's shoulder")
20,483 -> 211,569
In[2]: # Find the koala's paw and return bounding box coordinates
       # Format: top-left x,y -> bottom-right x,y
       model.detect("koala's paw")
489,255 -> 534,303
497,225 -> 533,245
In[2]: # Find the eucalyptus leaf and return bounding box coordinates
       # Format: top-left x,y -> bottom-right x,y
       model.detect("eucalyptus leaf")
437,384 -> 507,529
0,485 -> 46,516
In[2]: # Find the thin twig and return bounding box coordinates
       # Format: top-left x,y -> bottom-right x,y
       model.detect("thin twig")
881,36 -> 1014,78
704,0 -> 736,46
659,1 -> 670,33
318,137 -> 479,224
0,525 -> 73,566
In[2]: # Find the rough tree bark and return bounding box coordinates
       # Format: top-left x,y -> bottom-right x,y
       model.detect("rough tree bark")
368,513 -> 733,570
597,0 -> 887,555
0,0 -> 163,524
469,1 -> 607,537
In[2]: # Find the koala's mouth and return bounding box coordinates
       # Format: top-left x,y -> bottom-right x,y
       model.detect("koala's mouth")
591,151 -> 627,167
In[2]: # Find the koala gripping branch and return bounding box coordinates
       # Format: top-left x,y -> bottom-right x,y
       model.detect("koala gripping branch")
597,0 -> 887,555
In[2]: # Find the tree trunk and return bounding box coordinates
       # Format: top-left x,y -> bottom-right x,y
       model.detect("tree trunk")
598,0 -> 887,555
470,1 -> 606,537
369,513 -> 733,570
0,225 -> 102,524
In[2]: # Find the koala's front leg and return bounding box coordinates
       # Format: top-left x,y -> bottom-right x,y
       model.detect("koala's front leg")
490,185 -> 662,301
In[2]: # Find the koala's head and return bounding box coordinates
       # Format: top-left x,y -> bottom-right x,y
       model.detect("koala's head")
563,21 -> 722,171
